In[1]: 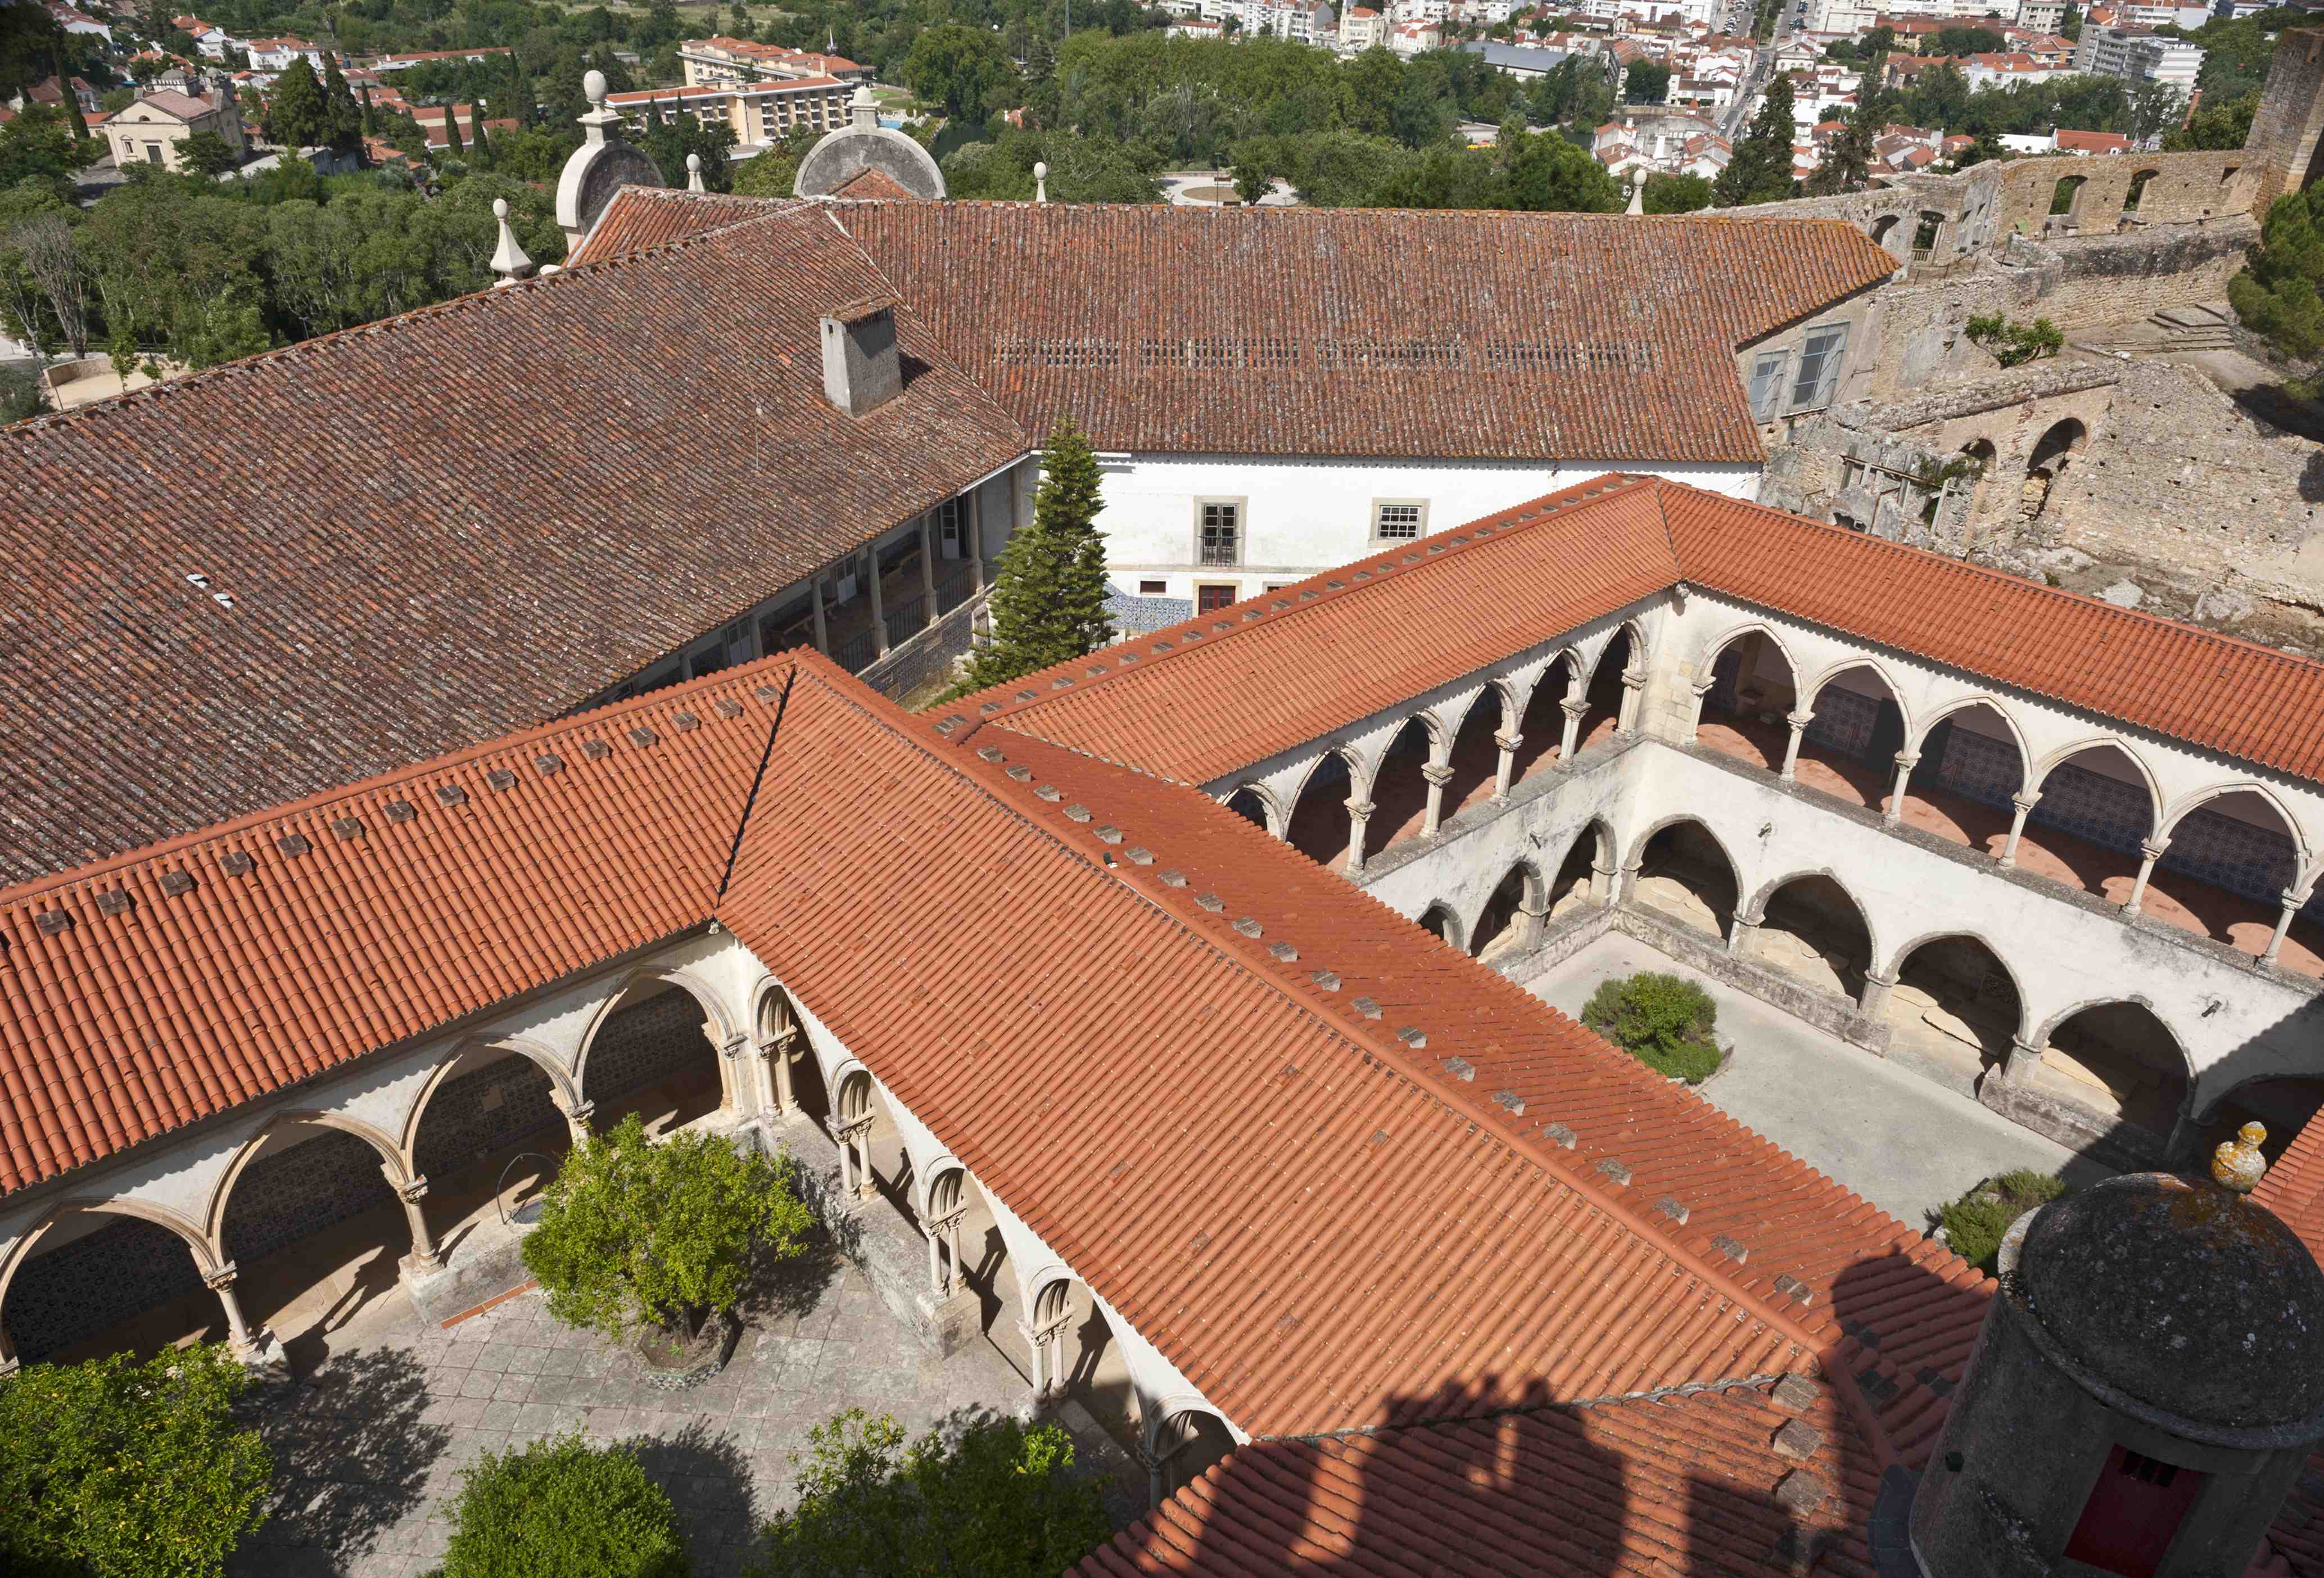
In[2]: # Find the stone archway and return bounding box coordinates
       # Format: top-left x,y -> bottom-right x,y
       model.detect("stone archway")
1695,626 -> 1797,774
1629,820 -> 1740,941
577,983 -> 729,1138
1747,874 -> 1874,1001
1472,862 -> 1541,961
2027,1001 -> 2189,1148
1285,751 -> 1357,871
1883,934 -> 2024,1088
0,1204 -> 221,1368
2022,418 -> 2086,523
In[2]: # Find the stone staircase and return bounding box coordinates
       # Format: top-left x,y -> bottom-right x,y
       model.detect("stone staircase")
2148,302 -> 2237,351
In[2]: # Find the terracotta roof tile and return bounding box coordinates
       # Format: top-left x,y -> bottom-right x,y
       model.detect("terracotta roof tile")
825,165 -> 919,201
0,204 -> 1026,885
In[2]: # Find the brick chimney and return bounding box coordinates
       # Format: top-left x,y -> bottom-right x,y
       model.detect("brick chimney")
820,293 -> 903,418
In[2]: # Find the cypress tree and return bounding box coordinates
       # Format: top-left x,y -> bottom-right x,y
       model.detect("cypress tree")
442,102 -> 464,157
1712,73 -> 1795,207
965,417 -> 1114,690
320,51 -> 363,152
471,111 -> 494,167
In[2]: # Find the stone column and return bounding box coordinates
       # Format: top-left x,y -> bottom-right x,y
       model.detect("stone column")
1859,970 -> 1897,1020
2124,838 -> 2170,916
866,546 -> 889,657
842,1119 -> 877,1197
391,1170 -> 444,1277
967,487 -> 987,592
1615,669 -> 1645,739
1344,798 -> 1374,877
1779,710 -> 1814,781
0,1331 -> 17,1380
810,575 -> 829,653
1726,909 -> 1763,960
1421,762 -> 1454,838
918,516 -> 938,631
1883,751 -> 1921,826
556,1096 -> 596,1147
1613,858 -> 1642,907
1684,681 -> 1714,746
1559,697 -> 1586,763
762,1030 -> 799,1115
720,1031 -> 754,1115
204,1263 -> 272,1361
1516,896 -> 1549,953
1019,1317 -> 1045,1399
2264,887 -> 2305,966
1999,1035 -> 2041,1086
1999,791 -> 2041,867
1491,733 -> 1521,802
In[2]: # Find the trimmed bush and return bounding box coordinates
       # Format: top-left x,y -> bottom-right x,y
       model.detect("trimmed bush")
0,1344 -> 273,1578
430,1432 -> 687,1578
522,1111 -> 812,1345
1580,971 -> 1722,1083
1938,1169 -> 2069,1276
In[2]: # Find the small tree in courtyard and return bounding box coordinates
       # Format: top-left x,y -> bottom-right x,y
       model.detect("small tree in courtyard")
0,1344 -> 274,1578
521,1112 -> 812,1348
749,1408 -> 1111,1578
1580,971 -> 1722,1082
430,1432 -> 688,1578
964,415 -> 1113,691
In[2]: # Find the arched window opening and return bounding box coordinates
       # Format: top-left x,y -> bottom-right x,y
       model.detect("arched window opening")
1910,703 -> 2024,854
1870,214 -> 1900,249
1,1211 -> 212,1367
1419,903 -> 1465,951
1224,787 -> 1270,833
1368,716 -> 1436,853
1632,821 -> 1739,941
1750,876 -> 1873,1001
1884,936 -> 2022,1084
1473,865 -> 1535,961
2033,1003 -> 2187,1144
1285,752 -> 1354,870
2049,174 -> 2086,219
2123,168 -> 2158,213
1696,629 -> 1797,774
1575,630 -> 1634,756
581,985 -> 727,1138
1796,666 -> 1907,814
2147,790 -> 2314,972
1512,662 -> 1575,785
218,1123 -> 406,1359
1154,1408 -> 1237,1500
2018,743 -> 2154,904
1549,824 -> 1608,922
1439,691 -> 1504,827
2021,419 -> 2085,525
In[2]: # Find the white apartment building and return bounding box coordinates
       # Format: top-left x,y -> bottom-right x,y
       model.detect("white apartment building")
2076,21 -> 2204,96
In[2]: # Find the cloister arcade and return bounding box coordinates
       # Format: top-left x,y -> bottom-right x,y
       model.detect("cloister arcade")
1208,585 -> 2324,1166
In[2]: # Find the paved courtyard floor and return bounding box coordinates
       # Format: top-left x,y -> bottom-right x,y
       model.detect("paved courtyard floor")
228,1245 -> 1046,1578
1516,933 -> 2107,1229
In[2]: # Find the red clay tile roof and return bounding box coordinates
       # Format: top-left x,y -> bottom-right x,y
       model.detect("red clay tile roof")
1075,1380 -> 1884,1577
979,476 -> 2324,792
825,165 -> 917,201
0,204 -> 1026,886
568,188 -> 778,264
573,191 -> 1897,463
0,641 -> 1987,1457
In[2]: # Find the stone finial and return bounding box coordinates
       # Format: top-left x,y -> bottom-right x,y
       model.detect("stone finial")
489,197 -> 533,285
686,151 -> 706,193
577,67 -> 622,145
1034,160 -> 1049,204
849,82 -> 878,131
2214,1121 -> 2269,1193
1626,169 -> 1644,216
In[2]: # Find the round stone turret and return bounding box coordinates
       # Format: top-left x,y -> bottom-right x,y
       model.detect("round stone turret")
1910,1136 -> 2324,1578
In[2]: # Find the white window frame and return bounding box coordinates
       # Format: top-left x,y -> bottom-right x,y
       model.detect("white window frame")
1747,349 -> 1789,421
1194,496 -> 1246,568
1371,498 -> 1428,542
1787,323 -> 1849,414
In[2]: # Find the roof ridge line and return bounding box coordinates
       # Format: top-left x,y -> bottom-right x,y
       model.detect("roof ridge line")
0,653 -> 806,909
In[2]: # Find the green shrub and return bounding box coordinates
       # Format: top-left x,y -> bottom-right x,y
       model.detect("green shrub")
431,1433 -> 686,1578
1938,1169 -> 2069,1275
1580,971 -> 1722,1082
522,1111 -> 813,1344
0,1344 -> 273,1578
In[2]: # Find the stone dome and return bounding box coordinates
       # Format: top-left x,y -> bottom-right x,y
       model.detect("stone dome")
2015,1172 -> 2324,1428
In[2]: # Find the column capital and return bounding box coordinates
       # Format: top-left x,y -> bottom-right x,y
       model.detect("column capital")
2011,790 -> 2042,812
395,1173 -> 430,1205
721,1032 -> 752,1061
1561,696 -> 1589,718
1892,751 -> 1921,770
2284,887 -> 2308,909
1421,763 -> 1454,786
1344,798 -> 1376,820
202,1260 -> 241,1292
1785,709 -> 1815,729
1620,667 -> 1645,690
2140,838 -> 2171,861
1494,731 -> 1522,752
561,1097 -> 597,1123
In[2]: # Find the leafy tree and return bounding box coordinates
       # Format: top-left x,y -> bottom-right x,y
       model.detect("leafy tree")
1930,24 -> 2006,55
643,109 -> 737,193
0,1345 -> 273,1578
0,364 -> 48,422
1642,171 -> 1712,212
732,122 -> 824,196
1805,94 -> 1878,196
180,128 -> 239,177
1503,125 -> 1621,211
267,57 -> 331,150
2059,3 -> 2081,40
442,103 -> 465,157
1389,73 -> 1454,148
1938,1169 -> 2066,1274
0,103 -> 96,196
1579,971 -> 1721,1082
470,113 -> 496,169
521,1111 -> 812,1345
1231,153 -> 1269,204
903,24 -> 1019,121
2232,188 -> 2324,361
10,211 -> 85,354
750,1409 -> 1110,1578
320,53 -> 363,153
1964,312 -> 2063,367
2163,88 -> 2255,151
966,416 -> 1113,690
1711,71 -> 1793,206
942,128 -> 1161,204
178,293 -> 270,368
434,1432 -> 688,1578
1622,60 -> 1670,105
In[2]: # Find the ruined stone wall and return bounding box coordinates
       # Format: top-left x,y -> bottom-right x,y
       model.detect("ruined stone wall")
2018,221 -> 2259,331
1989,152 -> 2259,239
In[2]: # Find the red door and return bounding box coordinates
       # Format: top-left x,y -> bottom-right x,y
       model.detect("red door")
2063,1446 -> 2206,1578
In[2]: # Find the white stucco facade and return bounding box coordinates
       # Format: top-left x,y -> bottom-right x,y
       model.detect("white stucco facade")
1093,453 -> 1761,607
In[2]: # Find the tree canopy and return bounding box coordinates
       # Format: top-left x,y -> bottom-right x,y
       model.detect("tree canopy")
436,1432 -> 688,1578
967,415 -> 1114,690
2231,187 -> 2324,361
1712,71 -> 1794,206
902,23 -> 1019,122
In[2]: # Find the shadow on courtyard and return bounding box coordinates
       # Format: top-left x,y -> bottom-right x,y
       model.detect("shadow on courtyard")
634,1419 -> 762,1571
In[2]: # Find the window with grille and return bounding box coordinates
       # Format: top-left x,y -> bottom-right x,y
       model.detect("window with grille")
1789,324 -> 1848,413
1748,350 -> 1789,421
1198,501 -> 1242,566
1374,501 -> 1426,541
1197,583 -> 1238,613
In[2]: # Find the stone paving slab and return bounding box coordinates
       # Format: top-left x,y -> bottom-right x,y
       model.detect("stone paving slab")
228,1252 -> 1042,1578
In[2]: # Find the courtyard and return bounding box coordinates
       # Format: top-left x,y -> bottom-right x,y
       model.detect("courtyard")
221,1243 -> 1114,1578
1516,932 -> 2106,1228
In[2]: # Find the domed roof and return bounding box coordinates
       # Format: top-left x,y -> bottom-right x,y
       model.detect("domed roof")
2016,1172 -> 2324,1428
